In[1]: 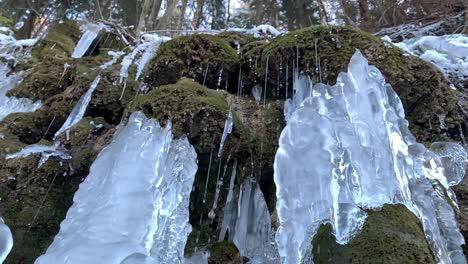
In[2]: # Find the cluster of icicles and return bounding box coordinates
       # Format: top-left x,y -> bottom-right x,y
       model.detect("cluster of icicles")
0,23 -> 466,264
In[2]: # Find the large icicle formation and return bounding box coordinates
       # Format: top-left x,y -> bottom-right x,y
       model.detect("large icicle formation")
35,112 -> 198,264
0,30 -> 41,121
72,23 -> 107,59
388,34 -> 468,89
219,177 -> 279,263
274,51 -> 468,264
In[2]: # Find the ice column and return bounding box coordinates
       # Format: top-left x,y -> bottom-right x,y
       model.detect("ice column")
35,112 -> 198,264
72,23 -> 107,59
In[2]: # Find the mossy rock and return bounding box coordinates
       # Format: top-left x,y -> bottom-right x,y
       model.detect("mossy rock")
260,26 -> 465,144
208,241 -> 244,264
312,204 -> 436,264
144,34 -> 240,91
0,118 -> 114,263
31,21 -> 82,61
0,16 -> 13,30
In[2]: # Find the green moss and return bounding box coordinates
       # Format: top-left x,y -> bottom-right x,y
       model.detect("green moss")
258,25 -> 464,144
31,21 -> 82,61
312,204 -> 436,264
208,241 -> 243,264
144,34 -> 240,90
0,16 -> 13,30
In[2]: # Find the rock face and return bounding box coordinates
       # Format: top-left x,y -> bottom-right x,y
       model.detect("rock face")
0,21 -> 466,263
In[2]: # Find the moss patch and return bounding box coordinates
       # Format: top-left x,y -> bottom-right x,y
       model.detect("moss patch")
208,241 -> 244,264
144,34 -> 239,91
259,26 -> 465,144
312,204 -> 436,264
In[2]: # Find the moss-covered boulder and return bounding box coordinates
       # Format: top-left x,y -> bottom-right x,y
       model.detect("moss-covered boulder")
258,26 -> 465,144
208,241 -> 244,264
144,34 -> 240,90
0,16 -> 14,30
312,204 -> 436,264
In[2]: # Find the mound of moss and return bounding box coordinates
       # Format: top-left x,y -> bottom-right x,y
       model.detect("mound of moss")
208,241 -> 244,264
312,204 -> 435,264
144,34 -> 240,91
258,26 -> 465,144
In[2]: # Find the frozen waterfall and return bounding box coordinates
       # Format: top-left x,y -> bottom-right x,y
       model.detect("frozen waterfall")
274,51 -> 467,264
35,112 -> 198,264
0,217 -> 13,263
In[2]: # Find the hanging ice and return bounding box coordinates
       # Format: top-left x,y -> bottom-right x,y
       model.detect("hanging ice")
0,31 -> 41,121
35,112 -> 198,264
120,35 -> 169,83
99,51 -> 125,70
252,84 -> 262,104
0,217 -> 13,263
219,177 -> 279,264
6,141 -> 71,168
53,76 -> 101,139
218,111 -> 233,158
274,51 -> 468,264
72,23 -> 107,59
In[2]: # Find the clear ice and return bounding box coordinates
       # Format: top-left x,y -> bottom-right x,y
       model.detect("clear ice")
219,177 -> 279,263
218,111 -> 233,158
274,51 -> 468,264
53,75 -> 101,139
0,217 -> 13,263
72,23 -> 107,59
35,112 -> 198,264
0,31 -> 41,121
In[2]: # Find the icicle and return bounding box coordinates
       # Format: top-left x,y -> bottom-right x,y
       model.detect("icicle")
208,155 -> 231,221
6,141 -> 71,168
274,51 -> 467,264
35,112 -> 198,264
285,61 -> 289,99
218,111 -> 234,158
459,123 -> 466,146
202,65 -> 209,86
438,113 -> 446,129
72,23 -> 107,59
237,66 -> 242,96
252,84 -> 262,104
219,161 -> 238,240
217,69 -> 223,88
0,217 -> 13,263
53,76 -> 101,139
263,56 -> 269,105
202,146 -> 214,204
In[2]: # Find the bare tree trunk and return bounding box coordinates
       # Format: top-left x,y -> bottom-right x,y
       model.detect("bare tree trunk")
194,0 -> 206,29
255,0 -> 265,25
316,0 -> 328,25
147,0 -> 163,30
358,0 -> 370,29
137,0 -> 154,34
268,0 -> 278,27
177,0 -> 189,30
157,0 -> 178,30
283,0 -> 296,30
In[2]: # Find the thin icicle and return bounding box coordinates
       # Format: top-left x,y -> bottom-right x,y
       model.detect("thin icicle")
263,56 -> 269,105
219,161 -> 238,240
218,111 -> 234,158
53,76 -> 101,139
208,156 -> 232,221
202,146 -> 215,203
6,141 -> 71,168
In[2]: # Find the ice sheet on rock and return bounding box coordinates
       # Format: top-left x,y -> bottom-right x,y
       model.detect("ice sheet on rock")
274,50 -> 467,264
250,25 -> 281,38
53,76 -> 101,139
6,141 -> 71,168
120,35 -> 169,83
99,51 -> 124,70
72,23 -> 107,59
218,111 -> 233,158
0,64 -> 41,121
0,217 -> 13,263
391,35 -> 468,88
35,112 -> 198,264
